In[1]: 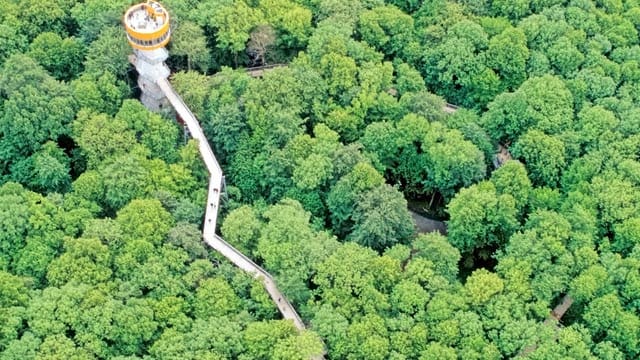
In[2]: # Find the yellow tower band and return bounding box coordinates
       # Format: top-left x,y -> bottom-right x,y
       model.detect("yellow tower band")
124,1 -> 171,51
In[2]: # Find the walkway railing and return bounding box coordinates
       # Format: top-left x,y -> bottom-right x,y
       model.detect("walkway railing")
443,103 -> 459,113
245,63 -> 287,77
245,63 -> 287,72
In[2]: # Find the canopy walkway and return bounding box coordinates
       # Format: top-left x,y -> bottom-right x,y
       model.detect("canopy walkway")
156,78 -> 306,331
155,61 -> 505,335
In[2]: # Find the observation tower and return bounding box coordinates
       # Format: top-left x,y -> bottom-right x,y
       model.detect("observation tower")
124,1 -> 171,111
122,1 -> 319,346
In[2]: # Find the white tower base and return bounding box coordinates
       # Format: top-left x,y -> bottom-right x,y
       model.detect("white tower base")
133,48 -> 171,112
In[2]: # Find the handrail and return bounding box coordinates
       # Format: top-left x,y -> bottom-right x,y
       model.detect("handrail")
245,63 -> 287,72
443,103 -> 458,113
211,63 -> 287,79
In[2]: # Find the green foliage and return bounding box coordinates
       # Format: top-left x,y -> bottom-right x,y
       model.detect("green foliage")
420,342 -> 457,360
196,0 -> 264,54
423,122 -> 487,199
0,54 -> 75,183
244,67 -> 307,147
170,71 -> 212,119
205,70 -> 252,150
327,162 -> 384,236
486,27 -> 529,90
482,75 -> 573,144
193,278 -> 242,318
412,233 -> 461,282
100,154 -> 150,212
46,237 -> 112,286
272,330 -> 325,360
116,199 -> 174,247
349,184 -> 414,251
547,36 -> 584,76
15,0 -> 73,40
465,269 -> 504,306
447,181 -> 519,253
490,160 -> 532,213
311,242 -> 394,317
221,205 -> 262,255
256,199 -> 339,303
575,105 -> 620,152
28,32 -> 85,81
496,210 -> 577,305
258,0 -> 313,49
613,217 -> 640,254
422,20 -> 501,108
73,112 -> 136,169
170,21 -> 211,72
10,141 -> 72,194
0,13 -> 28,67
70,0 -> 130,43
584,293 -> 640,357
444,109 -> 495,165
127,108 -> 180,163
358,5 -> 415,58
511,130 -> 567,187
362,114 -> 485,199
242,320 -> 297,360
71,72 -> 129,116
4,1 -> 640,359
394,62 -> 425,95
83,26 -> 131,79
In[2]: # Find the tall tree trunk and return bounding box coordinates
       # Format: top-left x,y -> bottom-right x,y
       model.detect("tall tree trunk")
428,192 -> 436,209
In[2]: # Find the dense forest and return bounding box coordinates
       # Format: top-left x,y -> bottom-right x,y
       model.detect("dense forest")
2,0 -> 640,359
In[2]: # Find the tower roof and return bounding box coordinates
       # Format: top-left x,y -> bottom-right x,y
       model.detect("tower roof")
124,1 -> 171,51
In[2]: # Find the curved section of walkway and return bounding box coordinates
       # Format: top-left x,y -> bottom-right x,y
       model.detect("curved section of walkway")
156,78 -> 306,331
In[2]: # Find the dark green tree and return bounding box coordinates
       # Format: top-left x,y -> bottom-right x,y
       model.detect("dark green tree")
447,181 -> 519,253
349,184 -> 414,251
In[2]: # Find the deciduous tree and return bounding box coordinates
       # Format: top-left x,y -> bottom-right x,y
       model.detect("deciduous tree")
447,181 -> 519,253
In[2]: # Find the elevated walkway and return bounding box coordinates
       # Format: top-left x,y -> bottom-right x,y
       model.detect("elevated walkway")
156,78 -> 306,331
